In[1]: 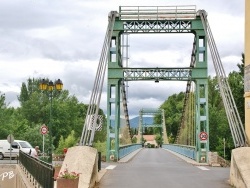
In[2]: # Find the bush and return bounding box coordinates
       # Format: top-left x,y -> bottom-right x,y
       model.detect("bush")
93,141 -> 106,160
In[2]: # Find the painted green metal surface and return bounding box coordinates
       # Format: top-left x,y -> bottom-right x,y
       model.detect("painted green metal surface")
106,6 -> 209,163
138,108 -> 168,146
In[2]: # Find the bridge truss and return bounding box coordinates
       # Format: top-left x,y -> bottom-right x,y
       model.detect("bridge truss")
106,5 -> 209,163
80,5 -> 247,163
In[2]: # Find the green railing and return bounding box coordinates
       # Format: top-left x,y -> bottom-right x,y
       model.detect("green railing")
162,144 -> 196,160
119,144 -> 142,159
19,150 -> 54,188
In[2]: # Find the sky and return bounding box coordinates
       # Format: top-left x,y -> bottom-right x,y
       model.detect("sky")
0,0 -> 245,118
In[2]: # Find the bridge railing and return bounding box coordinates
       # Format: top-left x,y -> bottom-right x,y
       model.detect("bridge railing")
162,144 -> 196,160
119,5 -> 197,20
119,144 -> 142,159
19,151 -> 54,188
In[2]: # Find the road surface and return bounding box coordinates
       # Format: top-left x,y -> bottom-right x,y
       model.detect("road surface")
98,148 -> 231,188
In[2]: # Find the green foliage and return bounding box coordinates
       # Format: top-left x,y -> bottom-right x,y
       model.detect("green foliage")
93,141 -> 106,157
155,134 -> 163,146
0,77 -> 108,155
159,92 -> 185,142
56,136 -> 66,154
55,131 -> 77,154
228,71 -> 244,121
64,130 -> 77,147
120,126 -> 132,145
0,53 -> 246,161
131,136 -> 137,143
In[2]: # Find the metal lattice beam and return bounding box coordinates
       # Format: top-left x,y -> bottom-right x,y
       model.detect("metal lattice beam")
124,68 -> 191,80
123,20 -> 192,33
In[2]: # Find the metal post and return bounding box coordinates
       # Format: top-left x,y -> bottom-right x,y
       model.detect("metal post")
98,152 -> 101,172
223,138 -> 225,159
48,91 -> 53,163
43,134 -> 44,158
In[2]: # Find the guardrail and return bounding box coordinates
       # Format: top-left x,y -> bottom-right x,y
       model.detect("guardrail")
19,151 -> 54,188
119,6 -> 197,20
162,144 -> 196,160
119,144 -> 142,159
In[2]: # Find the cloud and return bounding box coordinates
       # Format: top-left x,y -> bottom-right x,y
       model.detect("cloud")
0,0 -> 245,117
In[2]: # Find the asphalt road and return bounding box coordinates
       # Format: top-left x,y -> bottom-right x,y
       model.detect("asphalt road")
0,158 -> 18,164
98,148 -> 231,188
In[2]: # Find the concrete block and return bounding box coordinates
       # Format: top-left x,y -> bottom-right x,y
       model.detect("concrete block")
230,147 -> 250,188
59,146 -> 98,188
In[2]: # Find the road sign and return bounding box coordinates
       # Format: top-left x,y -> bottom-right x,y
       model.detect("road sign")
40,125 -> 48,135
7,134 -> 14,144
199,132 -> 208,141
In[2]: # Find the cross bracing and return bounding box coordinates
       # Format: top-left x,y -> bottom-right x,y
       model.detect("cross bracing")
123,68 -> 191,81
123,20 -> 192,33
143,124 -> 162,128
108,67 -> 207,81
139,108 -> 162,115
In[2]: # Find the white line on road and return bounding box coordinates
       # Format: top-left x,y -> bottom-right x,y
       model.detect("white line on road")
197,166 -> 210,171
105,165 -> 117,170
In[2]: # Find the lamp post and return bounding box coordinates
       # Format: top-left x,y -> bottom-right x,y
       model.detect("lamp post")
39,78 -> 63,163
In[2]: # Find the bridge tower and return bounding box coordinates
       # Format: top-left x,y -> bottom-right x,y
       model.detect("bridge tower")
106,6 -> 209,163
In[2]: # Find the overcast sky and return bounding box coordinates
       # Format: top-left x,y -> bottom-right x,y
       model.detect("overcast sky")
0,0 -> 244,118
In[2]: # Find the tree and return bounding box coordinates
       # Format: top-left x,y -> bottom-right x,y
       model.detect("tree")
155,134 -> 163,146
227,53 -> 245,122
159,92 -> 185,143
0,92 -> 18,138
55,130 -> 78,154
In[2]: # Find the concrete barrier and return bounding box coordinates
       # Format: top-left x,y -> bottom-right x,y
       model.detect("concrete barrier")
230,147 -> 250,188
58,146 -> 98,188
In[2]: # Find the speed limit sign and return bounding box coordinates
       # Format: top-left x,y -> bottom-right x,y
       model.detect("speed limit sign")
40,124 -> 48,135
199,131 -> 208,141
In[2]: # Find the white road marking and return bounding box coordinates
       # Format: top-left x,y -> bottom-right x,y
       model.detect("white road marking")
105,165 -> 117,170
197,166 -> 210,171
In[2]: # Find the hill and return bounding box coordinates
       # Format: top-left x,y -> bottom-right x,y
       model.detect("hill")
110,116 -> 154,128
129,116 -> 154,128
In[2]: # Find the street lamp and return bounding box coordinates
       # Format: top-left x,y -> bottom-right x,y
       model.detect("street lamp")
39,78 -> 63,163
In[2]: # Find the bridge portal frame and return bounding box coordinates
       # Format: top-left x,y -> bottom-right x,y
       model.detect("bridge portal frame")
138,108 -> 169,146
106,6 -> 209,163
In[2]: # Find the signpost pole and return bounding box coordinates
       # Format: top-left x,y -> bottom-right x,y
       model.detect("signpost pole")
7,134 -> 14,164
9,144 -> 11,164
40,124 -> 48,159
43,134 -> 45,158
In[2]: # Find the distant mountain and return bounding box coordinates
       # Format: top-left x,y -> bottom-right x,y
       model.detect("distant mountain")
129,116 -> 154,129
110,116 -> 154,128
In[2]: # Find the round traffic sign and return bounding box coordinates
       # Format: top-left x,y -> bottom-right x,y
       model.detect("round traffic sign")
7,134 -> 14,144
40,125 -> 48,135
199,131 -> 208,141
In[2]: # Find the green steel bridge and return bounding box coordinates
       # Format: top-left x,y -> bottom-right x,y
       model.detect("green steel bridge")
79,5 -> 248,164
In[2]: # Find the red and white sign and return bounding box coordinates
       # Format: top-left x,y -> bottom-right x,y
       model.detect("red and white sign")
40,124 -> 48,135
199,131 -> 208,141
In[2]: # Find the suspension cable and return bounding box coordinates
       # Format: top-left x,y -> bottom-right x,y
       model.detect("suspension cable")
79,11 -> 117,146
198,10 -> 247,147
176,36 -> 197,144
